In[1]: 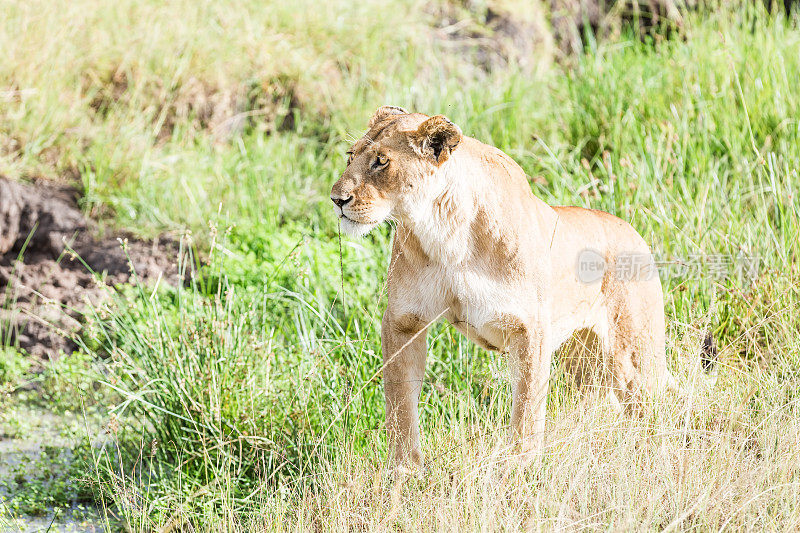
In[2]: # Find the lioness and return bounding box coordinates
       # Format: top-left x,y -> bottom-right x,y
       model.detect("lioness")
331,106 -> 694,468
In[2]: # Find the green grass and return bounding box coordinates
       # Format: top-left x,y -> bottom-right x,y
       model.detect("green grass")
2,1 -> 800,530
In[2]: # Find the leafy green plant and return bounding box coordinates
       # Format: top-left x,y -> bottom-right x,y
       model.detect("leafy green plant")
36,351 -> 109,413
0,347 -> 29,391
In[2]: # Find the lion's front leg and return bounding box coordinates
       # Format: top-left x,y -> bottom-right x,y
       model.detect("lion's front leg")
381,311 -> 429,468
509,323 -> 553,461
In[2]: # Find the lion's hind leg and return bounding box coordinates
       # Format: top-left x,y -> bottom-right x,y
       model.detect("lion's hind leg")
605,286 -> 671,415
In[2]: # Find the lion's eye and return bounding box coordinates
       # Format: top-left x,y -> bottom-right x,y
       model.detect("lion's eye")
346,151 -> 353,164
373,154 -> 389,169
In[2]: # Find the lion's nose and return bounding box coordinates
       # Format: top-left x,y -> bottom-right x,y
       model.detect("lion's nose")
331,195 -> 353,208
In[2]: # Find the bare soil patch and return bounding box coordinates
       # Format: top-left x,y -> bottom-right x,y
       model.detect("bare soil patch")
0,176 -> 176,360
431,2 -> 553,72
82,69 -> 306,141
550,0 -> 686,54
432,0 -> 688,67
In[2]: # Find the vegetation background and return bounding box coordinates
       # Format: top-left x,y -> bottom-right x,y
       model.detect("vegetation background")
1,0 -> 799,530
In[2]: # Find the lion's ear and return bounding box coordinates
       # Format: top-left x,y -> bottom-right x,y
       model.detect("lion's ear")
368,105 -> 408,128
410,115 -> 462,165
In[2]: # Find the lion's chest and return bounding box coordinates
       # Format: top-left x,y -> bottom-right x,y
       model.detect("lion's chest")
404,264 -> 527,352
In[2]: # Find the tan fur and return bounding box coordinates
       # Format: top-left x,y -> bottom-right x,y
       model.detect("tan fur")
331,107 -> 674,468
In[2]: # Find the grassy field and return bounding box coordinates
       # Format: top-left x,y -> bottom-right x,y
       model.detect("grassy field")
2,0 -> 800,530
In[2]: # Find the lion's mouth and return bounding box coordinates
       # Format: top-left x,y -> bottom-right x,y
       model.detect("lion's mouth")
333,206 -> 361,223
333,202 -> 386,237
338,213 -> 380,237
339,211 -> 378,225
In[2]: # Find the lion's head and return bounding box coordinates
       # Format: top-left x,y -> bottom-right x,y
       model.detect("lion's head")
330,106 -> 462,237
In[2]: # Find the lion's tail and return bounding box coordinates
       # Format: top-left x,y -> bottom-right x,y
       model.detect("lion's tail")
700,329 -> 719,385
666,329 -> 719,395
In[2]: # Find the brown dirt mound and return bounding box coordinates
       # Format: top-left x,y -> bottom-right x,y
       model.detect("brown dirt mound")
432,0 -> 689,68
431,2 -> 553,73
0,177 -> 177,360
550,0 -> 686,54
82,69 -> 307,141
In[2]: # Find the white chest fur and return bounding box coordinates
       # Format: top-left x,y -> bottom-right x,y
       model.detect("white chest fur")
396,262 -> 529,352
393,158 -> 537,351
